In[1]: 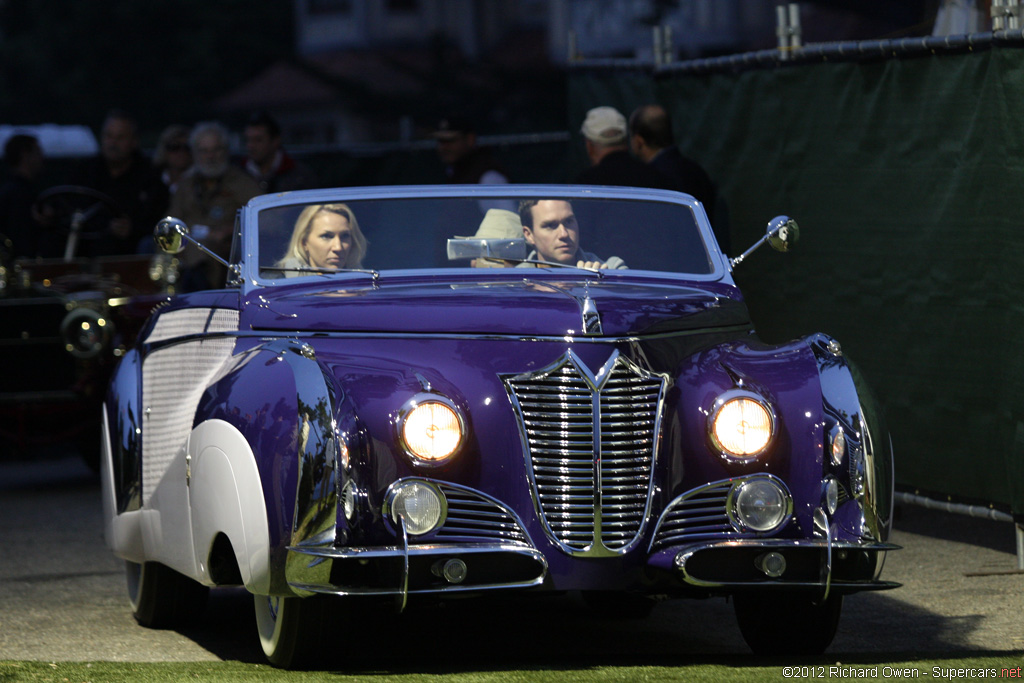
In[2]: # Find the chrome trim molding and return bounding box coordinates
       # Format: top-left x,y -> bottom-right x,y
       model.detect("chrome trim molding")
382,478 -> 533,545
504,349 -> 668,557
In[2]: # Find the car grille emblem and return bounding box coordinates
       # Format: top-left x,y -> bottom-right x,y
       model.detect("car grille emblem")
504,350 -> 667,556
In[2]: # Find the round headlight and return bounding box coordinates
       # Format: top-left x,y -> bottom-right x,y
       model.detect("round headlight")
389,481 -> 445,535
401,399 -> 463,464
60,307 -> 110,359
711,395 -> 773,457
731,478 -> 790,532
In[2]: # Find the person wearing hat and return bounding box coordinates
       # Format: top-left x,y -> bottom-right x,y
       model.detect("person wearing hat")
434,116 -> 509,186
574,106 -> 675,191
468,208 -> 522,268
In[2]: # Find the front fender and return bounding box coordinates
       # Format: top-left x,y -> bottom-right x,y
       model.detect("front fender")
194,338 -> 343,596
809,333 -> 894,543
188,419 -> 271,594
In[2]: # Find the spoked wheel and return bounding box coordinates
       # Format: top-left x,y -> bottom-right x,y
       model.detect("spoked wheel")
733,591 -> 843,656
125,560 -> 209,628
254,594 -> 337,669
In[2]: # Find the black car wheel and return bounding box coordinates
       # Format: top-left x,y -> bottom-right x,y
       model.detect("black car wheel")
125,560 -> 209,628
733,592 -> 843,656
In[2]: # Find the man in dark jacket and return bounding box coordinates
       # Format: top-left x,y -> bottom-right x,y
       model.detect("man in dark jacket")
574,106 -> 675,191
629,104 -> 729,254
73,110 -> 169,255
243,111 -> 317,193
0,134 -> 52,258
434,116 -> 509,185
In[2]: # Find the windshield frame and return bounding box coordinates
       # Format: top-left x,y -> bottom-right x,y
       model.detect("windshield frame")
236,184 -> 730,294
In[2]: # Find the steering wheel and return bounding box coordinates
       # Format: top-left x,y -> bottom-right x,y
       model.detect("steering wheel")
34,185 -> 127,260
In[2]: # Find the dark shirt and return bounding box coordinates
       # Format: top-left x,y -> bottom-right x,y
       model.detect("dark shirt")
73,152 -> 169,256
445,147 -> 508,184
575,149 -> 676,191
244,150 -> 318,194
0,175 -> 40,258
650,147 -> 730,253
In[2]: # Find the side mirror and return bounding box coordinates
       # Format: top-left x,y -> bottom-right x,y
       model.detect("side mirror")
730,215 -> 800,269
153,216 -> 229,267
766,216 -> 799,253
154,217 -> 189,255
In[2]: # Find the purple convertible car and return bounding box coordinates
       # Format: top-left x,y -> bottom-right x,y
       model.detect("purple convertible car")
101,185 -> 897,666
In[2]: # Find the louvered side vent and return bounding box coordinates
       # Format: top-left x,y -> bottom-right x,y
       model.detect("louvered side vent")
650,480 -> 736,550
507,353 -> 665,555
432,484 -> 530,545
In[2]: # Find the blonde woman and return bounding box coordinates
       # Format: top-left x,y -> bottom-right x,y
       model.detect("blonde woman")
275,203 -> 367,275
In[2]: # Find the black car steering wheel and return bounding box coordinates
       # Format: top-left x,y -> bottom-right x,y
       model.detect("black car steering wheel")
34,185 -> 127,260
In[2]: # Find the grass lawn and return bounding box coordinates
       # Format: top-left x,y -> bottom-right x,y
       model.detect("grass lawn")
1,657 -> 1021,682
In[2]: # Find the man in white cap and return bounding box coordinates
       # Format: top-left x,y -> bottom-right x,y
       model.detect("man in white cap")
575,105 -> 675,191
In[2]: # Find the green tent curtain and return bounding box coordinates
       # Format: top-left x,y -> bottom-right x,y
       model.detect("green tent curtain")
570,46 -> 1024,518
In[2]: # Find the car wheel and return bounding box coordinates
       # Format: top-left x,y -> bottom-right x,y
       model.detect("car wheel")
733,592 -> 843,656
125,560 -> 209,628
254,594 -> 335,668
581,590 -> 657,618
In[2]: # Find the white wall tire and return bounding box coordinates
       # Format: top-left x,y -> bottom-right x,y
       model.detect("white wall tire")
254,594 -> 334,668
125,560 -> 209,628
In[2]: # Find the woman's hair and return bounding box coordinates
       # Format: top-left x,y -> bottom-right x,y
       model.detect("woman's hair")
277,203 -> 367,270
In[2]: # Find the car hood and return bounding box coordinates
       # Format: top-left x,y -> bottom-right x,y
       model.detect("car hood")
243,277 -> 751,337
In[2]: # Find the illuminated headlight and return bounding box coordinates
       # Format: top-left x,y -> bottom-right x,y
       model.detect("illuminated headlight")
60,307 -> 110,359
399,396 -> 464,465
729,477 -> 791,532
387,480 -> 446,535
830,427 -> 846,466
710,394 -> 774,458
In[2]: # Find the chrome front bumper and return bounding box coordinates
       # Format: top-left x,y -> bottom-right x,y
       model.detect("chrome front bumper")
286,537 -> 547,609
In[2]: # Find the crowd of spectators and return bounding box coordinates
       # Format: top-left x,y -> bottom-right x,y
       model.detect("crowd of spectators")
0,103 -> 726,289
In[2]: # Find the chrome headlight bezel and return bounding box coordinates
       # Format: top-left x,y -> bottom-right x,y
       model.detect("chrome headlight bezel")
707,390 -> 776,461
395,393 -> 466,467
727,475 -> 793,534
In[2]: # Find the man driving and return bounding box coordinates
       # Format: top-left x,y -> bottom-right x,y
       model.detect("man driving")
518,199 -> 625,269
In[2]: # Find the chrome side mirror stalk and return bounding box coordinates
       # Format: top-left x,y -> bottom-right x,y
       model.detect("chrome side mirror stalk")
154,217 -> 230,268
729,216 -> 800,269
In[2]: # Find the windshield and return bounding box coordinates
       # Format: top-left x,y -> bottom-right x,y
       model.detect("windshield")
256,196 -> 713,279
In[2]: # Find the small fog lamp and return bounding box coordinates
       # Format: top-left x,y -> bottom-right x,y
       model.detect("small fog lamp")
731,478 -> 790,532
755,551 -> 787,578
389,481 -> 445,535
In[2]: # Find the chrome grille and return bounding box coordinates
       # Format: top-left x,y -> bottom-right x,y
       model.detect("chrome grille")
506,351 -> 665,555
650,480 -> 735,551
432,483 -> 529,545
